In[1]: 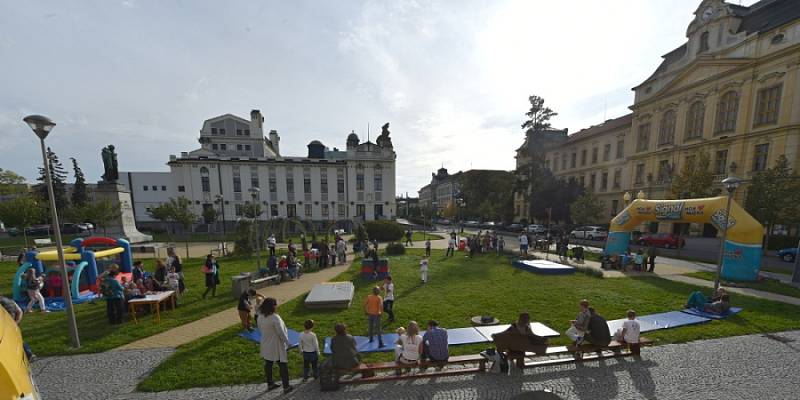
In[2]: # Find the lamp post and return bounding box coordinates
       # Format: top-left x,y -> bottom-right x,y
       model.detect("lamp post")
714,176 -> 742,291
24,115 -> 80,348
215,194 -> 227,255
455,195 -> 465,235
623,191 -> 632,206
248,187 -> 262,270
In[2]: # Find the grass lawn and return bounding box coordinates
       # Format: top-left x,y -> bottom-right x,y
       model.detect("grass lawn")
138,248 -> 800,391
0,251 -> 310,356
684,271 -> 800,299
409,232 -> 444,242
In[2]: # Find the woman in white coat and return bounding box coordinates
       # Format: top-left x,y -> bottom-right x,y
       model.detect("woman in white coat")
258,297 -> 293,394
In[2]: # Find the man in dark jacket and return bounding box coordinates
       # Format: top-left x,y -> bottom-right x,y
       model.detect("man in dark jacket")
585,307 -> 611,347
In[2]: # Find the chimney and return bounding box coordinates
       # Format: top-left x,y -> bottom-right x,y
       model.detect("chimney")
269,129 -> 280,156
250,109 -> 263,129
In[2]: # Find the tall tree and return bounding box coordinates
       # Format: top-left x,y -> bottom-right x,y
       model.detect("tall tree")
745,155 -> 800,253
0,195 -> 46,247
670,151 -> 716,199
0,168 -> 26,195
148,203 -> 174,241
70,158 -> 88,206
169,196 -> 198,258
90,199 -> 122,235
521,95 -> 558,134
459,170 -> 515,222
569,192 -> 605,226
36,147 -> 69,210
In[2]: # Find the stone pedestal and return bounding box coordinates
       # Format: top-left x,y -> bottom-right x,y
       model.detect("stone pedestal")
94,182 -> 153,243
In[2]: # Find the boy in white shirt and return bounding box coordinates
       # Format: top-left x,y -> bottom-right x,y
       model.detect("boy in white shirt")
613,310 -> 641,354
420,257 -> 429,283
166,267 -> 181,295
299,319 -> 320,381
446,237 -> 456,257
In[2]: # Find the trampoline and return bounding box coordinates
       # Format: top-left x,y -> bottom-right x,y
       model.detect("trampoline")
304,282 -> 355,309
512,260 -> 575,275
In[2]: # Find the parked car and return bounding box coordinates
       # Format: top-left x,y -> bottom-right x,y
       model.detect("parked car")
637,233 -> 685,249
24,225 -> 52,236
505,223 -> 524,232
569,226 -> 608,241
482,221 -> 497,229
527,224 -> 546,234
464,220 -> 480,227
61,223 -> 90,235
777,247 -> 798,263
6,227 -> 20,237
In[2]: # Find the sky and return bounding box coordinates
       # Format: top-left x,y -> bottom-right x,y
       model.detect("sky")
0,0 -> 760,196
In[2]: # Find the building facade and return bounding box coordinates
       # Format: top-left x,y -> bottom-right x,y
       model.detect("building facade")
418,167 -> 461,214
121,109 -> 396,227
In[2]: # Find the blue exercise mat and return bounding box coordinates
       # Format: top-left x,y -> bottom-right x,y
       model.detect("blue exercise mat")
16,292 -> 98,312
681,307 -> 742,320
238,328 -> 301,348
607,311 -> 710,334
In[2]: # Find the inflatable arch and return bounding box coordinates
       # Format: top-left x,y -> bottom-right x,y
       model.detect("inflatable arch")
604,197 -> 763,281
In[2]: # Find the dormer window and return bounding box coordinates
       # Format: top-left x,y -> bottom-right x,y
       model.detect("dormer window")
771,33 -> 785,45
698,31 -> 709,54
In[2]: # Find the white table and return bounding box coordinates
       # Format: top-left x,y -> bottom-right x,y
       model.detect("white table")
127,291 -> 176,323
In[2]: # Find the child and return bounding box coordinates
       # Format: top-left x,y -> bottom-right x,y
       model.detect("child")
566,299 -> 591,345
299,319 -> 321,381
425,239 -> 431,257
420,257 -> 429,283
613,310 -> 641,355
394,327 -> 406,361
237,289 -> 260,331
634,250 -> 645,272
166,267 -> 181,295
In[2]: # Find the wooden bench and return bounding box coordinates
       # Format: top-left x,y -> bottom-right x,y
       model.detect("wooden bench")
251,274 -> 280,288
337,354 -> 487,384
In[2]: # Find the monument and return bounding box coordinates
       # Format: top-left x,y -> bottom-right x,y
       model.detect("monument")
376,122 -> 393,148
94,145 -> 153,243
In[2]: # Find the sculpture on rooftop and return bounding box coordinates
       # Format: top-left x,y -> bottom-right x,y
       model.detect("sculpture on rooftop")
376,122 -> 393,148
101,145 -> 119,182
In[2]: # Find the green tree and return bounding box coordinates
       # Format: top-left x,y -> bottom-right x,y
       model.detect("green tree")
70,158 -> 88,206
521,95 -> 558,134
459,170 -> 515,222
202,207 -> 218,225
569,192 -> 604,226
169,196 -> 198,258
670,152 -> 716,199
35,147 -> 69,210
91,199 -> 122,235
0,195 -> 46,247
0,168 -> 26,195
745,155 -> 800,253
148,203 -> 174,240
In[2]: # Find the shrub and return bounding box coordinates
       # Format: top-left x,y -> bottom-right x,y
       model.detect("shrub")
364,220 -> 404,242
385,242 -> 406,255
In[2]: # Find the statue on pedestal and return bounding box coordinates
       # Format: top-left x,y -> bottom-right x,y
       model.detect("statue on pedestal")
101,145 -> 119,182
376,122 -> 393,148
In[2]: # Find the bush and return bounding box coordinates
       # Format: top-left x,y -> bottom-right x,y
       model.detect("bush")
364,220 -> 404,242
385,242 -> 406,255
233,220 -> 254,257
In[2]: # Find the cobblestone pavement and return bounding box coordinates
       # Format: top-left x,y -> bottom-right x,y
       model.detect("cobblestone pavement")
31,348 -> 174,400
36,330 -> 797,400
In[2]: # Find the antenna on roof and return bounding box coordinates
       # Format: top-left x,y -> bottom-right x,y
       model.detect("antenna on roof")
367,123 -> 370,142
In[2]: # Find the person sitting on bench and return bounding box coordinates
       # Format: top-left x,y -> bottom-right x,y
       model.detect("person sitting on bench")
566,299 -> 591,345
396,321 -> 423,374
505,312 -> 548,346
685,288 -> 727,311
422,319 -> 449,366
584,307 -> 611,347
330,323 -> 370,376
612,309 -> 641,354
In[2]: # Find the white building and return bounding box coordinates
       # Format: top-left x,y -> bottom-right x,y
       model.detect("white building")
122,109 -> 396,228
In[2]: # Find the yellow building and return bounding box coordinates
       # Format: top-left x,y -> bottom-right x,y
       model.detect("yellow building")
628,0 -> 800,211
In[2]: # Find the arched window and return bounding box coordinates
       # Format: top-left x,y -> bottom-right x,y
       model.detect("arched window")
685,101 -> 705,140
200,167 -> 210,192
658,110 -> 676,145
698,31 -> 710,53
715,91 -> 739,133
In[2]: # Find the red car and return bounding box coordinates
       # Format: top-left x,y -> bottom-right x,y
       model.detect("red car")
637,233 -> 685,249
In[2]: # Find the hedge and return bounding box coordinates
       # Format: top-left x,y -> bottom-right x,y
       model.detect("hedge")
364,220 -> 404,242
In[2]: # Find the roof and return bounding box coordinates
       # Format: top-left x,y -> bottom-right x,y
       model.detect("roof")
564,113 -> 633,144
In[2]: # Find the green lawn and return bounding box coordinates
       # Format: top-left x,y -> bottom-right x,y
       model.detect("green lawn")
409,232 -> 444,242
684,271 -> 800,299
1,250 -> 310,356
137,249 -> 800,391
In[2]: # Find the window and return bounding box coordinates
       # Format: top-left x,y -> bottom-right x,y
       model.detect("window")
287,204 -> 296,217
320,169 -> 328,193
237,144 -> 243,151
143,185 -> 148,191
178,185 -> 185,192
553,156 -> 559,172
755,85 -> 782,126
269,169 -> 277,193
611,200 -> 619,216
616,140 -> 624,159
658,110 -> 676,145
589,173 -> 596,190
613,169 -> 621,189
152,185 -> 157,191
232,166 -> 241,193
698,31 -> 709,53
303,169 -> 311,194
212,144 -> 218,150
570,153 -> 576,168
753,143 -> 769,172
579,175 -> 585,187
219,128 -> 226,135
286,170 -> 294,193
658,160 -> 672,183
245,129 -> 250,136
715,91 -> 739,133
338,204 -> 346,218
562,156 -> 567,170
305,204 -> 312,217
685,101 -> 705,140
220,144 -> 227,150
356,165 -> 365,191
245,144 -> 251,151
374,172 -> 383,191
581,149 -> 587,166
356,204 -> 365,217
635,163 -> 645,184
161,185 -> 166,191
636,123 -> 651,152
211,128 -> 217,135
250,166 -> 259,189
236,129 -> 242,136
714,150 -> 728,175
374,204 -> 384,217
601,172 -> 608,190
591,147 -> 598,164
603,144 -> 611,162
200,167 -> 210,192
270,204 -> 278,217
337,169 -> 345,193
545,159 -> 550,170
235,204 -> 243,216
321,204 -> 329,217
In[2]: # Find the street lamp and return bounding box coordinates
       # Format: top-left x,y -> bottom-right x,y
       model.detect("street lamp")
24,115 -> 80,348
623,192 -> 632,205
248,187 -> 262,271
636,190 -> 646,200
455,195 -> 465,235
215,194 -> 227,255
714,175 -> 742,291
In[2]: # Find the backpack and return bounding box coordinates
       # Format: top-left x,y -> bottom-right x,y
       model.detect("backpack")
482,348 -> 509,374
318,358 -> 340,392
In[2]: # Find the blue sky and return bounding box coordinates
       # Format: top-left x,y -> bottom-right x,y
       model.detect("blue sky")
0,0 -> 759,195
